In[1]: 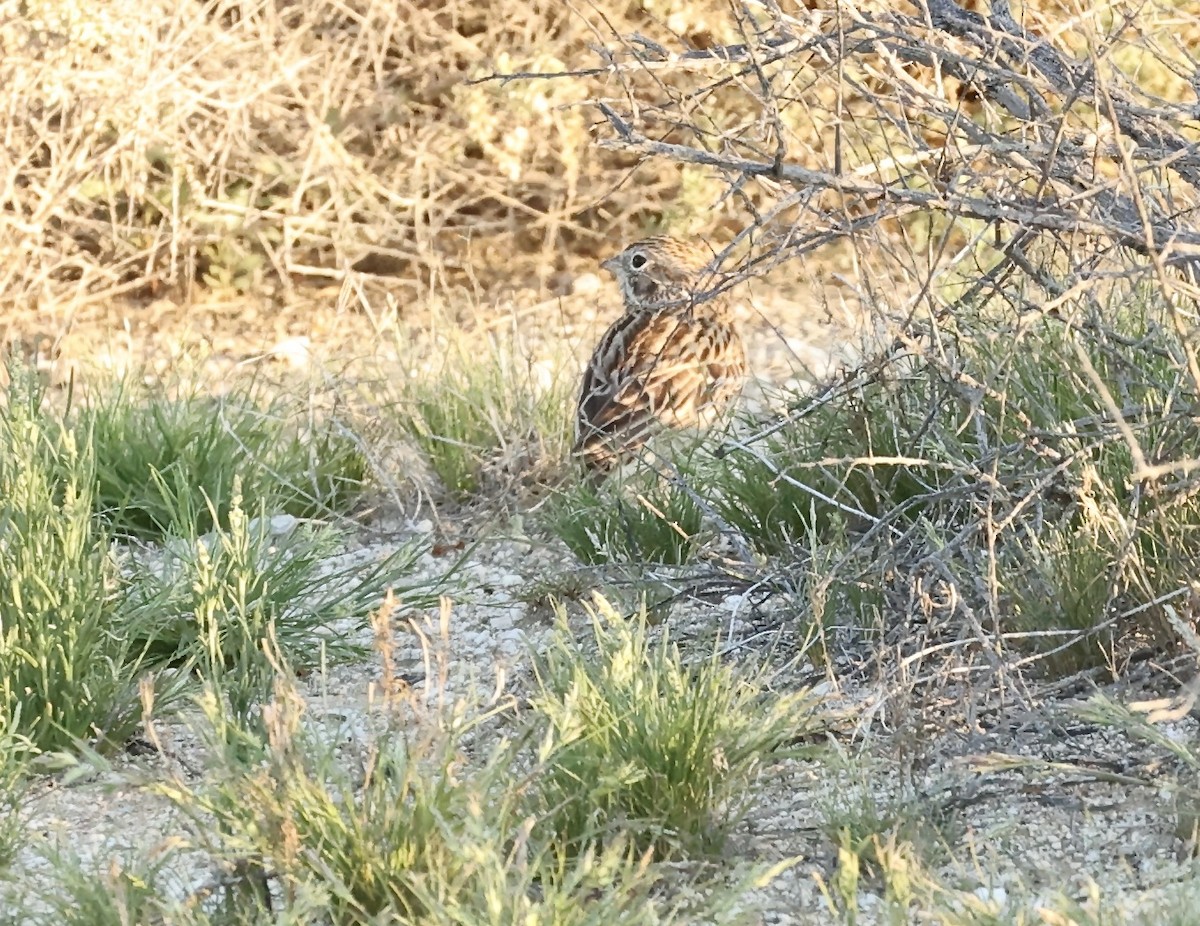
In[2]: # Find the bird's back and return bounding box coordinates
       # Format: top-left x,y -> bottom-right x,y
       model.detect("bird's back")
574,304 -> 745,473
575,235 -> 747,475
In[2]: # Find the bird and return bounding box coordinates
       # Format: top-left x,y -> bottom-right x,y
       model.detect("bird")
573,235 -> 747,476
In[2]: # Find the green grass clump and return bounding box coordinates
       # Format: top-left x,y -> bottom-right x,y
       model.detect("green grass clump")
0,370 -> 153,754
546,478 -> 705,566
711,300 -> 1200,676
1007,515 -> 1121,674
713,436 -> 861,558
23,851 -> 174,926
0,732 -> 29,869
812,755 -> 965,921
190,719 -> 501,921
529,593 -> 823,860
149,669 -> 676,926
817,773 -> 957,881
718,304 -> 1183,550
393,336 -> 573,499
716,371 -> 979,558
69,379 -> 368,539
121,484 -> 439,733
0,361 -> 427,758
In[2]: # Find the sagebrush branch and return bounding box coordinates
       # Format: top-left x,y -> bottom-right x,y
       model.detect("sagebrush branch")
594,111 -> 1200,278
580,0 -> 1200,286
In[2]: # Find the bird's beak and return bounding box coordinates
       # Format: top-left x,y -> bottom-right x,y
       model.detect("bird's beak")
600,256 -> 619,276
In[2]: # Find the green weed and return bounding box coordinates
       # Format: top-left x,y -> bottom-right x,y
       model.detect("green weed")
529,593 -> 823,860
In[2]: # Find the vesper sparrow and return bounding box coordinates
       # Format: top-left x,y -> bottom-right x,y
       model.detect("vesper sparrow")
574,236 -> 746,475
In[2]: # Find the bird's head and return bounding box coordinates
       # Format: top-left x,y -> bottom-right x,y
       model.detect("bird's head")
600,236 -> 718,309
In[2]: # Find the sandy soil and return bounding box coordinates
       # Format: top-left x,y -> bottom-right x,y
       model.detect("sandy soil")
5,267 -> 1199,923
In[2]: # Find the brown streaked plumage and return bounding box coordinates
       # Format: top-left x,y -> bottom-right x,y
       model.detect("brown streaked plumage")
574,236 -> 747,475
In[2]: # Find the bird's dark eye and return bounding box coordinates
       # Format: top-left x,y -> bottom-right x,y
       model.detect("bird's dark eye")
629,252 -> 648,270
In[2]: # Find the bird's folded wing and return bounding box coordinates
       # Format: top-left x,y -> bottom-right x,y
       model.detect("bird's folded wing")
577,312 -> 710,449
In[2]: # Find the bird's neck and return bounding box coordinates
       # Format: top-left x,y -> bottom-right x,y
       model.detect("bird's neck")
626,294 -> 733,324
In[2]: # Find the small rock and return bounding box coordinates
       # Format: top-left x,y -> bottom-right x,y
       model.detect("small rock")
248,513 -> 299,536
721,593 -> 746,613
464,631 -> 490,649
269,335 -> 311,368
572,272 -> 602,296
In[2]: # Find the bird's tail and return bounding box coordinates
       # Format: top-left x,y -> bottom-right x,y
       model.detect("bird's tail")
573,433 -> 619,486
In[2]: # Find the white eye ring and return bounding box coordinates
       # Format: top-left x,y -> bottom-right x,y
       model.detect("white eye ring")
629,252 -> 647,270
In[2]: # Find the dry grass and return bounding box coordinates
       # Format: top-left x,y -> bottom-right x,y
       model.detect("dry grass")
7,0 -> 1194,330
4,1 -> 1200,921
0,0 -> 733,324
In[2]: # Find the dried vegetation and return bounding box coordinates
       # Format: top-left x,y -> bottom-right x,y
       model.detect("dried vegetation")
4,0 -> 1200,922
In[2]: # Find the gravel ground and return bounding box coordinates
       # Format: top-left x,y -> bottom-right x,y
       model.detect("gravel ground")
5,275 -> 1200,921
9,517 -> 1200,922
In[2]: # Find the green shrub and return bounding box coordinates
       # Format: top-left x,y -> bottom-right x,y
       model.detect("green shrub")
529,594 -> 823,860
546,478 -> 705,566
69,379 -> 368,540
0,369 -> 153,754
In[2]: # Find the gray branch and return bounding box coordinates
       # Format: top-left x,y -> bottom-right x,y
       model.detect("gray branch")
575,0 -> 1200,285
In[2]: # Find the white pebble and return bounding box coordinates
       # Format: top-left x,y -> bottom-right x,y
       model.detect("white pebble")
268,335 -> 311,368
973,886 -> 1006,906
572,272 -> 602,295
